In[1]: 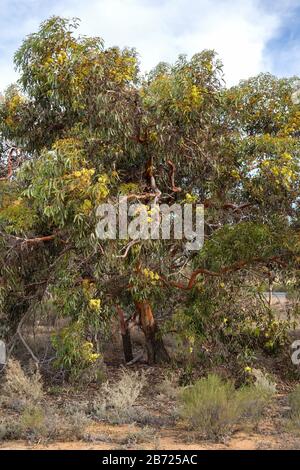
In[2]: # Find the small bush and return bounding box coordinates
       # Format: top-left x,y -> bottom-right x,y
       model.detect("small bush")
252,368 -> 277,395
0,419 -> 24,441
180,374 -> 239,439
179,373 -> 273,440
157,373 -> 179,401
21,404 -> 46,434
92,368 -> 147,424
237,385 -> 273,425
0,404 -> 46,441
103,368 -> 147,409
48,409 -> 89,440
1,359 -> 43,410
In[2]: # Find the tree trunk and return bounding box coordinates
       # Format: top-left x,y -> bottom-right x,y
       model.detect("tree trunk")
121,330 -> 133,363
116,305 -> 133,363
135,301 -> 170,364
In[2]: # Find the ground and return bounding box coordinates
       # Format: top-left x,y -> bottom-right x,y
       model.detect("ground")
1,365 -> 300,450
1,424 -> 300,450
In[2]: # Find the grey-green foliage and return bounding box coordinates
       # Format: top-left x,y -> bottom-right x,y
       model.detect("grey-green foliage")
179,373 -> 274,440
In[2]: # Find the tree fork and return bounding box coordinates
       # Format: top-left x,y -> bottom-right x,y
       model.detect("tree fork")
135,300 -> 170,364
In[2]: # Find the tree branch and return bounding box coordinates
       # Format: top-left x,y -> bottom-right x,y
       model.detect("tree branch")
17,308 -> 39,364
116,240 -> 139,258
161,256 -> 287,290
203,199 -> 252,212
0,148 -> 15,181
0,231 -> 61,248
167,160 -> 182,193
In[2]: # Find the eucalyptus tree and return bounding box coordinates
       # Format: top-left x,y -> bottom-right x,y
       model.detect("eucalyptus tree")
0,17 -> 299,373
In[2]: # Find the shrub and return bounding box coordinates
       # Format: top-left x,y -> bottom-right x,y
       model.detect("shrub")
0,404 -> 46,441
180,374 -> 239,439
157,372 -> 179,400
0,419 -> 24,441
0,366 -> 90,444
252,368 -> 277,395
20,404 -> 46,434
237,385 -> 273,425
103,368 -> 147,409
92,368 -> 147,424
52,323 -> 101,380
1,359 -> 43,410
45,408 -> 90,440
179,373 -> 273,440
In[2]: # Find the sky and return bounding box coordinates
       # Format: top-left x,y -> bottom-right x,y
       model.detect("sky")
0,0 -> 300,90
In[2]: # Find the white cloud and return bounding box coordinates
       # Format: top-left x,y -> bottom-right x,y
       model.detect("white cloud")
58,0 -> 282,84
0,0 -> 298,90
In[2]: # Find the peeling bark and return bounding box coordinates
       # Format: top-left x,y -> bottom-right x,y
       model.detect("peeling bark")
135,301 -> 170,364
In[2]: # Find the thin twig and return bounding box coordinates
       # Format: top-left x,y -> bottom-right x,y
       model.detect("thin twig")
116,240 -> 139,258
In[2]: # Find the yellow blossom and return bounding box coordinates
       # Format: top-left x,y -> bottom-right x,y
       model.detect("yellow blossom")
185,193 -> 197,203
89,299 -> 101,310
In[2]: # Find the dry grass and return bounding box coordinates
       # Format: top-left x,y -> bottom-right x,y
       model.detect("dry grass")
252,368 -> 277,395
157,372 -> 179,401
0,403 -> 89,442
287,385 -> 300,430
118,425 -> 158,447
0,358 -> 89,442
1,359 -> 43,410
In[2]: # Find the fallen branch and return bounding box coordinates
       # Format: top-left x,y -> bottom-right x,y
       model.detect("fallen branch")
126,352 -> 144,365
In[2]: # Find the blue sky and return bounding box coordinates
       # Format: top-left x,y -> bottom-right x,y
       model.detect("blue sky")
0,0 -> 300,90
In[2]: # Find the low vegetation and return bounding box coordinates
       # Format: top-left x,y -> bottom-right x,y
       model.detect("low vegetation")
91,369 -> 147,424
1,359 -> 43,410
0,359 -> 89,442
1,359 -> 300,447
288,385 -> 300,430
179,373 -> 274,440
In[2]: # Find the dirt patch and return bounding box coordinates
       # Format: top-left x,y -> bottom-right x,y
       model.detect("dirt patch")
1,425 -> 300,450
